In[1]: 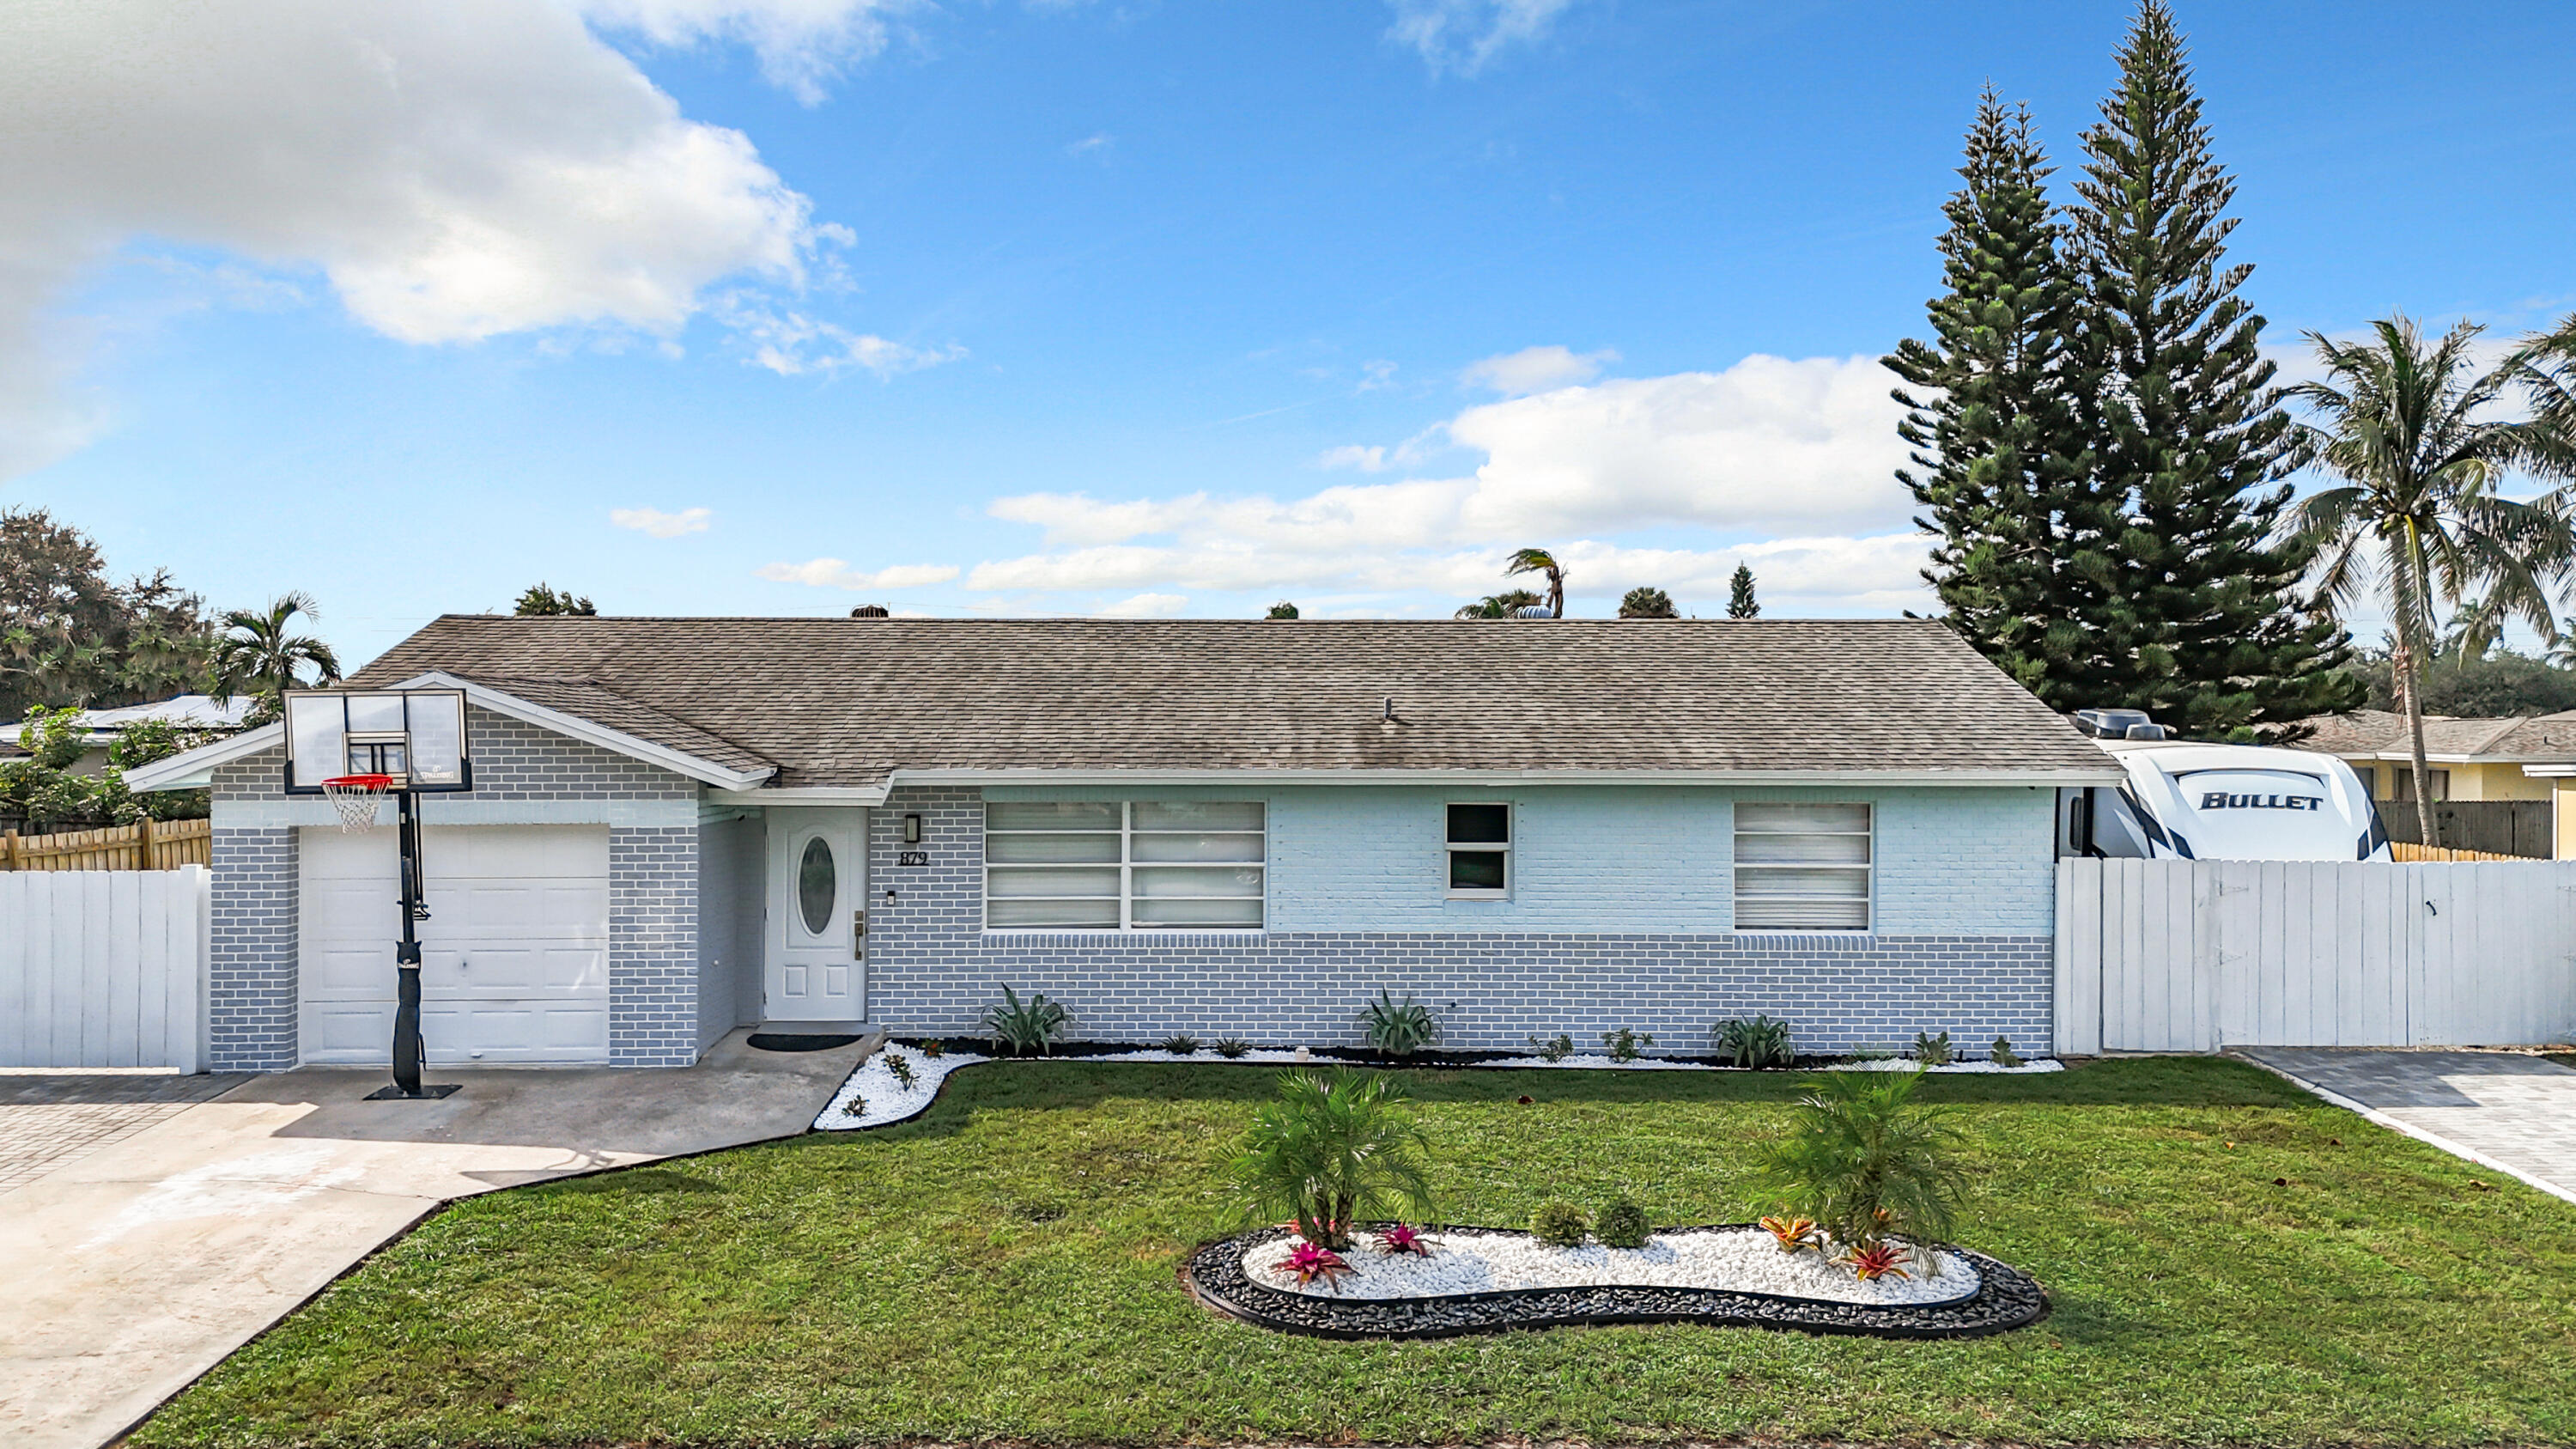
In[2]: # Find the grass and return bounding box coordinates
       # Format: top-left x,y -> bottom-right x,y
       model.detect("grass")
136,1058 -> 2576,1448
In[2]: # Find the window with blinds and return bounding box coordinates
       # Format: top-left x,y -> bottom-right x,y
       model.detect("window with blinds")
1733,802 -> 1872,930
984,801 -> 1266,929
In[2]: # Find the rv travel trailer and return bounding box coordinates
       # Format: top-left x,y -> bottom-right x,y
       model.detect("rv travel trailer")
2059,709 -> 2392,862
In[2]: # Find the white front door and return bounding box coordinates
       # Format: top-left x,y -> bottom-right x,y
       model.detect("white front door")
764,808 -> 867,1021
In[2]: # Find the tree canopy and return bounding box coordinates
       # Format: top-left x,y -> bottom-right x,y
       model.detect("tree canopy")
0,508 -> 215,721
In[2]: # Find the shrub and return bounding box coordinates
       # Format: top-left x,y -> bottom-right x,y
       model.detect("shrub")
1711,1014 -> 1795,1068
1756,1069 -> 1968,1252
1595,1200 -> 1650,1249
1359,990 -> 1441,1056
1529,1200 -> 1589,1247
982,985 -> 1070,1056
1990,1035 -> 2024,1068
1913,1030 -> 1955,1067
1161,1034 -> 1200,1056
1527,1032 -> 1574,1062
840,1094 -> 867,1118
882,1050 -> 916,1089
1214,1038 -> 1252,1059
1600,1026 -> 1655,1062
920,1039 -> 945,1059
1229,1068 -> 1435,1251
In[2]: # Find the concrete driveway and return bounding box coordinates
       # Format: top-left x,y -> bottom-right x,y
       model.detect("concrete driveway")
0,1030 -> 871,1449
2237,1047 -> 2576,1204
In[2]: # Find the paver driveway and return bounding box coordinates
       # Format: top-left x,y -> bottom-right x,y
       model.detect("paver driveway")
2237,1047 -> 2576,1202
0,1072 -> 249,1195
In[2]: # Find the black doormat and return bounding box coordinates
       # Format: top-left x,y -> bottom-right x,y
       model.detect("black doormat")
747,1032 -> 864,1052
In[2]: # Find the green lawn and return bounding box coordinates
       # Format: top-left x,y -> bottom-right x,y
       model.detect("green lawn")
137,1058 -> 2576,1448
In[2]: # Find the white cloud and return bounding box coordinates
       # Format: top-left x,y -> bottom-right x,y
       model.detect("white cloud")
960,351 -> 1924,613
758,558 -> 962,589
1066,131 -> 1115,158
1095,592 -> 1188,618
719,297 -> 966,376
1461,344 -> 1617,396
0,0 -> 846,478
1320,444 -> 1392,472
576,0 -> 915,106
1387,0 -> 1585,76
611,506 -> 714,538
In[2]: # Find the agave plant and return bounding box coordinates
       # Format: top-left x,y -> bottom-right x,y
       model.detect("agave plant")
1283,1240 -> 1356,1288
1358,990 -> 1441,1057
1712,1014 -> 1795,1068
1214,1038 -> 1252,1059
982,985 -> 1070,1056
1229,1068 -> 1436,1251
1371,1223 -> 1434,1257
1756,1068 -> 1968,1252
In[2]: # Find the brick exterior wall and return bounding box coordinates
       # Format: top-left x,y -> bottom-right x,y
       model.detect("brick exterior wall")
865,786 -> 2056,1055
204,706 -> 703,1069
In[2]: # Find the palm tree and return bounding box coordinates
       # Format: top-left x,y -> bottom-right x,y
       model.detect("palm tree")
1504,547 -> 1567,618
2286,317 -> 2576,849
1618,586 -> 1678,618
1454,588 -> 1544,620
210,594 -> 343,720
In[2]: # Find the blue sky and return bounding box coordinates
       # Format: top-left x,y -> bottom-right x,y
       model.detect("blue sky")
7,0 -> 2573,667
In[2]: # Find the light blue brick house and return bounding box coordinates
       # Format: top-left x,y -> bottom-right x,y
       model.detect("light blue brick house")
127,616 -> 2121,1070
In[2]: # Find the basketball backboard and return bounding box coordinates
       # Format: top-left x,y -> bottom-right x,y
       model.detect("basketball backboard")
283,689 -> 472,793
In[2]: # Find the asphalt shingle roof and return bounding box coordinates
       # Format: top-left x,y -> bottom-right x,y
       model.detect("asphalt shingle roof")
352,616 -> 2115,788
2299,707 -> 2576,762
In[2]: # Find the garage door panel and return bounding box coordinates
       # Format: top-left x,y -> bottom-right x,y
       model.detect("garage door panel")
301,824 -> 611,1065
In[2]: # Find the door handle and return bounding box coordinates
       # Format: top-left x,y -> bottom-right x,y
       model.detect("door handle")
852,907 -> 867,958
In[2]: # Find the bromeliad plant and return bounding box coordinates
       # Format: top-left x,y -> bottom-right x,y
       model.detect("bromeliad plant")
1600,1026 -> 1655,1062
1841,1240 -> 1912,1282
1283,1240 -> 1356,1288
1229,1068 -> 1437,1251
1371,1223 -> 1434,1257
983,985 -> 1071,1056
1756,1068 -> 1968,1263
1712,1014 -> 1796,1068
1359,990 -> 1442,1057
1759,1215 -> 1823,1255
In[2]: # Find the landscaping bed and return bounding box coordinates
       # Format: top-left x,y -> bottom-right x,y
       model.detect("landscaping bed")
132,1058 -> 2576,1448
1183,1223 -> 2047,1340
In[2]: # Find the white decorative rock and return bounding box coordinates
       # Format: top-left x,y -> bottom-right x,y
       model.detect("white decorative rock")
1244,1227 -> 1977,1307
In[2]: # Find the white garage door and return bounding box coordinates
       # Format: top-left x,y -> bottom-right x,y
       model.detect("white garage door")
300,825 -> 611,1065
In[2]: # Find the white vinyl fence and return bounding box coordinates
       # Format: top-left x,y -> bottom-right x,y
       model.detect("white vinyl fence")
2056,858 -> 2576,1054
0,867 -> 211,1070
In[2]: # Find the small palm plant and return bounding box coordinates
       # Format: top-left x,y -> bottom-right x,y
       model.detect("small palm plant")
1756,1069 -> 1968,1257
1230,1068 -> 1436,1251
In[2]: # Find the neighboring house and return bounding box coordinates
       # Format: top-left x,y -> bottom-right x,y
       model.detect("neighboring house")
126,617 -> 2121,1072
2298,709 -> 2576,858
0,694 -> 253,777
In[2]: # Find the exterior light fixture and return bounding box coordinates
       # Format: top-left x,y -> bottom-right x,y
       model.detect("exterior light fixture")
902,813 -> 922,843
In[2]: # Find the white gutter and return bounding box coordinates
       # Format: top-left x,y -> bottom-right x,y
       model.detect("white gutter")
882,765 -> 2124,788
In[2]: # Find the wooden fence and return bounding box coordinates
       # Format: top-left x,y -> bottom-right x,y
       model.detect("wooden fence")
2392,841 -> 2528,862
2056,857 -> 2576,1054
2382,799 -> 2554,858
0,867 -> 211,1069
0,817 -> 211,871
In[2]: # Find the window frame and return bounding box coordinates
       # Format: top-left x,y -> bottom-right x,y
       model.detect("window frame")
982,801 -> 1267,932
1732,801 -> 1874,933
1444,801 -> 1513,901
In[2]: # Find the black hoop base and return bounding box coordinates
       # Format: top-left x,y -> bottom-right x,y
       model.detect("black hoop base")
364,1082 -> 462,1100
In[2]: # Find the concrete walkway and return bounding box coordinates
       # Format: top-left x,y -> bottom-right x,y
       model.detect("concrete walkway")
0,1073 -> 249,1195
0,1030 -> 870,1449
2236,1047 -> 2576,1204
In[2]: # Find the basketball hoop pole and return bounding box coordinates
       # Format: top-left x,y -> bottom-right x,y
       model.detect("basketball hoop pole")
367,787 -> 457,1100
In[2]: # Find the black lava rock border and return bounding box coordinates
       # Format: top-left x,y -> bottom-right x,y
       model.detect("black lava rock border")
1182,1225 -> 2048,1340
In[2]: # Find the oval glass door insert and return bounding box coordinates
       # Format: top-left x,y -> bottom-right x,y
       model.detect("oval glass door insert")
797,836 -> 837,936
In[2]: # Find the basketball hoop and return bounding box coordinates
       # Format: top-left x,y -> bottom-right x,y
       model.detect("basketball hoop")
321,774 -> 393,833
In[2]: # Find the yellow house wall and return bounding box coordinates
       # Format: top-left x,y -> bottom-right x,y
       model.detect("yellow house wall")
2338,757 -> 2554,802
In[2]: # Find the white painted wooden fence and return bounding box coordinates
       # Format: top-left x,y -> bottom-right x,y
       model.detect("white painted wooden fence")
2056,858 -> 2576,1054
0,867 -> 211,1070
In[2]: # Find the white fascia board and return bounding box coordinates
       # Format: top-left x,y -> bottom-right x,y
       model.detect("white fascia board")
2521,764 -> 2576,778
122,722 -> 284,792
886,765 -> 2127,788
716,785 -> 893,806
388,672 -> 777,789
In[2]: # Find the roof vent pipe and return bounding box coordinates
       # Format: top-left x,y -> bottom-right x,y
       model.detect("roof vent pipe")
1382,697 -> 1395,721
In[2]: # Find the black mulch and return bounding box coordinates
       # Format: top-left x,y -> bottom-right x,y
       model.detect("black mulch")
747,1032 -> 864,1052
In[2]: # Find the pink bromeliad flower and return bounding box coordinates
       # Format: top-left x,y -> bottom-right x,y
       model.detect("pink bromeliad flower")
1371,1223 -> 1434,1257
1285,1240 -> 1355,1288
